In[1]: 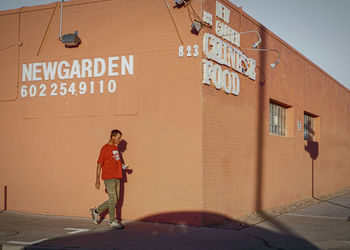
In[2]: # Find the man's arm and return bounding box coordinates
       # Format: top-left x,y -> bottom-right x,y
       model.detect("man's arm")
95,163 -> 102,189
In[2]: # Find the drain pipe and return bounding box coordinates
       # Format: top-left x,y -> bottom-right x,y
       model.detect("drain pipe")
59,0 -> 63,40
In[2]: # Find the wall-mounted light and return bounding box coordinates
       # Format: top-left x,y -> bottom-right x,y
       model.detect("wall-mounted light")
243,48 -> 280,69
58,0 -> 81,48
172,0 -> 205,34
174,0 -> 190,7
191,20 -> 202,33
61,31 -> 81,47
240,30 -> 262,48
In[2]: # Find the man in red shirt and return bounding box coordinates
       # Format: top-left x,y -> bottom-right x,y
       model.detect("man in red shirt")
90,129 -> 124,229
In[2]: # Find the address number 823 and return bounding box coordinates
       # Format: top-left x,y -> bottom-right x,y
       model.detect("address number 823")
178,44 -> 199,58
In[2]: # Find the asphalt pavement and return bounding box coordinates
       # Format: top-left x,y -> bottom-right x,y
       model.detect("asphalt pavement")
0,193 -> 350,250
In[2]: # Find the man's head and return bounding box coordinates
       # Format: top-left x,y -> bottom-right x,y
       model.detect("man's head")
110,129 -> 122,145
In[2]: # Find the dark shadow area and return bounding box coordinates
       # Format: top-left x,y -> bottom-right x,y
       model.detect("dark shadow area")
250,26 -> 300,236
117,139 -> 133,221
304,136 -> 349,209
1,185 -> 7,213
254,25 -> 267,220
304,139 -> 319,198
118,139 -> 128,163
301,117 -> 349,212
97,140 -> 133,223
253,26 -> 283,232
173,0 -> 190,9
26,211 -> 319,250
140,211 -> 246,229
190,27 -> 200,36
304,139 -> 318,160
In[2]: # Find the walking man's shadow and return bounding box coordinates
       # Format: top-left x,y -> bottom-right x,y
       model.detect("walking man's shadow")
99,139 -> 133,223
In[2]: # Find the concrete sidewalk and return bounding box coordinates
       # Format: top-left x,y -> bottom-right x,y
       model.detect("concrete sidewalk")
0,194 -> 350,250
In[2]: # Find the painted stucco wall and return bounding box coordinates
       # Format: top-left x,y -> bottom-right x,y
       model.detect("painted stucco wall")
0,0 -> 203,225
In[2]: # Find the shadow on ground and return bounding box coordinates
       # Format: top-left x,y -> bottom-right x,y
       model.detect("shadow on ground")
313,197 -> 350,210
26,211 -> 319,250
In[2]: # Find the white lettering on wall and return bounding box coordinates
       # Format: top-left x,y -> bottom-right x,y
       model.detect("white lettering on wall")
216,1 -> 230,23
203,10 -> 213,26
121,55 -> 134,75
108,56 -> 119,77
70,60 -> 81,79
215,20 -> 240,47
20,55 -> 135,99
43,62 -> 58,81
22,63 -> 32,82
22,56 -> 134,83
81,59 -> 92,78
203,33 -> 256,80
202,31 -> 255,95
57,61 -> 70,80
202,58 -> 240,96
93,58 -> 106,77
32,63 -> 42,81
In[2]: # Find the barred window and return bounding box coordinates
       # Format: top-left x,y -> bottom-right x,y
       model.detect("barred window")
304,114 -> 314,141
269,102 -> 286,136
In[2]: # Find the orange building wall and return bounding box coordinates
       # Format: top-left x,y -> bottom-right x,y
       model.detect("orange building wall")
0,0 -> 349,227
0,0 -> 203,225
201,0 -> 350,223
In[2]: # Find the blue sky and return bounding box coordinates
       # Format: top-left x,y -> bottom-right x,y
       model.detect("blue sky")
0,0 -> 58,10
1,0 -> 349,90
230,0 -> 350,90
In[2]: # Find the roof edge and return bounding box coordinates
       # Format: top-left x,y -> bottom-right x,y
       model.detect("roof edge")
221,0 -> 350,93
0,0 -> 349,93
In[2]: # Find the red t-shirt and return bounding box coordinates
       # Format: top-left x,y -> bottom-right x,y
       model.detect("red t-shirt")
97,144 -> 123,180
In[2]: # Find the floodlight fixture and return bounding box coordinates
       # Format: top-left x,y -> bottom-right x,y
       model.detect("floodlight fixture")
240,30 -> 262,48
243,48 -> 280,69
191,20 -> 202,33
58,0 -> 81,48
61,31 -> 81,47
174,0 -> 190,7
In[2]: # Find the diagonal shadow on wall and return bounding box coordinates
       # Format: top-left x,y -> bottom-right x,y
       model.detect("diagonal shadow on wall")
253,25 -> 296,235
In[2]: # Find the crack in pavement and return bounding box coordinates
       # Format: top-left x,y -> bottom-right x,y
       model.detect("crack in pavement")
245,231 -> 286,250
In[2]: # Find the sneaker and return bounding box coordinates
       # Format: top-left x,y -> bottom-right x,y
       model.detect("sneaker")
90,208 -> 99,224
109,221 -> 124,229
